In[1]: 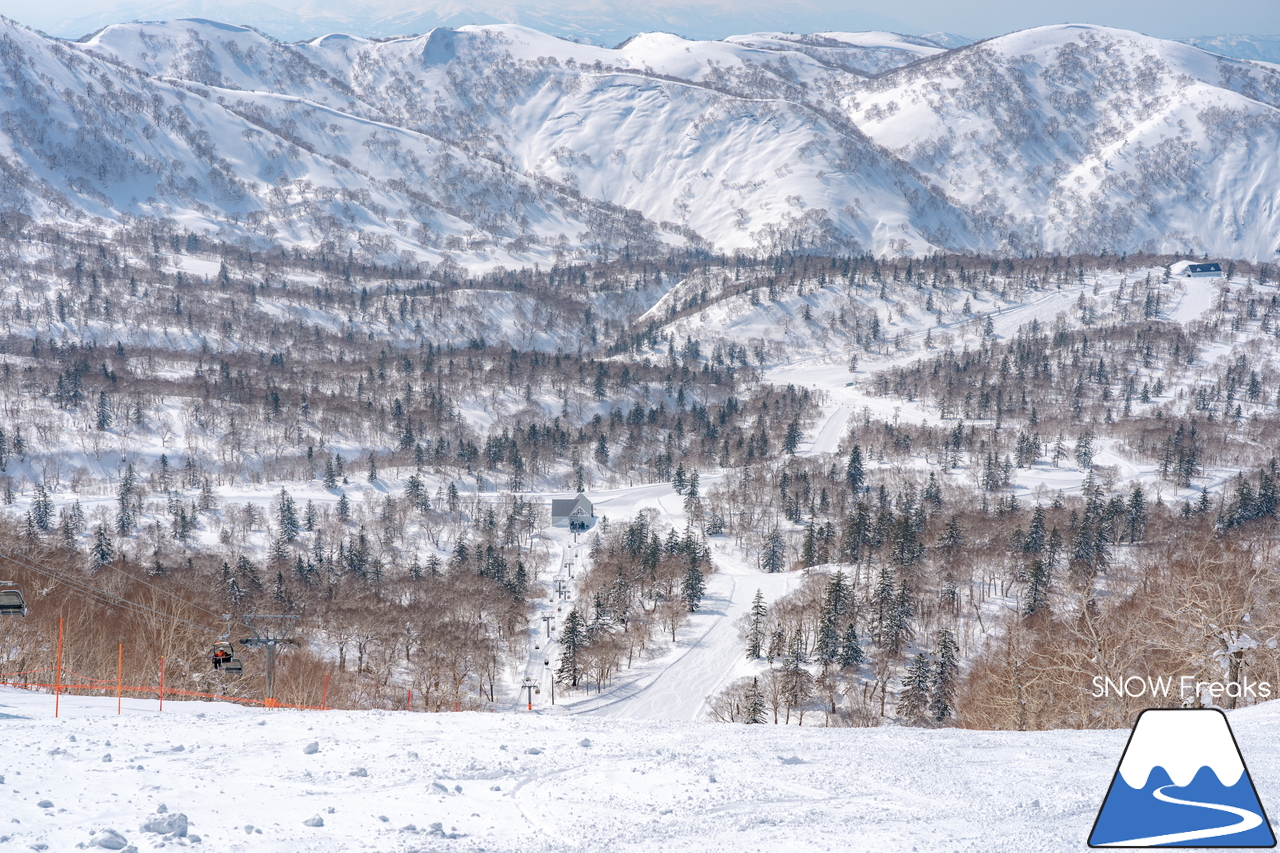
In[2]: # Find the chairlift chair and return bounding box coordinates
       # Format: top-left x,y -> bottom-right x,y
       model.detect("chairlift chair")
0,584 -> 27,617
223,657 -> 244,675
211,641 -> 235,670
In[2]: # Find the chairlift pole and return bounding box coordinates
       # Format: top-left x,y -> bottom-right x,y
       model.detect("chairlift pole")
54,617 -> 63,719
541,615 -> 553,637
241,614 -> 299,708
265,645 -> 276,703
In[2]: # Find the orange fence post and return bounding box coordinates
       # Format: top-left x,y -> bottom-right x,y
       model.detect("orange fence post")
321,673 -> 329,711
407,688 -> 412,712
158,656 -> 165,713
116,644 -> 123,715
54,617 -> 64,719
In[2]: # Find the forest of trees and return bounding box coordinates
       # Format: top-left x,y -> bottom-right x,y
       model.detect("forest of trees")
1,217 -> 1278,725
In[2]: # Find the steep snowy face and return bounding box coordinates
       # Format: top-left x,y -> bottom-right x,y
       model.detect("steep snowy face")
841,24 -> 1280,258
69,19 -> 981,258
0,19 -> 667,269
1117,709 -> 1246,789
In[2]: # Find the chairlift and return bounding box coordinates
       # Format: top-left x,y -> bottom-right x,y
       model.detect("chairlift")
0,583 -> 26,617
223,657 -> 244,675
211,641 -> 235,670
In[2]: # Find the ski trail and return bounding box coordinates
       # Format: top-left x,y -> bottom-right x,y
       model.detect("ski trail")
571,571 -> 739,720
805,403 -> 853,455
1097,784 -> 1264,847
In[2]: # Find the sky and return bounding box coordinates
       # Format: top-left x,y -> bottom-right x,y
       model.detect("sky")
0,0 -> 1276,43
874,0 -> 1279,39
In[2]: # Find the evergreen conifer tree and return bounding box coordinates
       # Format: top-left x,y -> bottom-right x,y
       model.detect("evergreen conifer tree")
837,622 -> 864,668
888,580 -> 914,654
745,677 -> 767,724
746,589 -> 767,658
846,445 -> 864,493
31,481 -> 52,531
90,524 -> 115,571
939,515 -> 964,553
557,608 -> 588,688
871,567 -> 896,646
780,631 -> 813,721
816,607 -> 840,667
783,420 -> 802,455
682,555 -> 705,611
930,629 -> 960,723
277,488 -> 300,541
96,391 -> 112,431
899,653 -> 933,724
761,529 -> 786,573
1126,484 -> 1148,542
115,464 -> 137,535
1024,557 -> 1050,616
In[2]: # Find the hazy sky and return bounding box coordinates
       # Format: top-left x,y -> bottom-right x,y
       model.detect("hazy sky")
0,0 -> 1276,41
893,0 -> 1279,39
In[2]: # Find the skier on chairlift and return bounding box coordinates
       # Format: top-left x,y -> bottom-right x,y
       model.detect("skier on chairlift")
211,642 -> 233,669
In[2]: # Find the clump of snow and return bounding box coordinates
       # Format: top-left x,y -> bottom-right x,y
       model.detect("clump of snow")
88,828 -> 129,850
140,811 -> 189,837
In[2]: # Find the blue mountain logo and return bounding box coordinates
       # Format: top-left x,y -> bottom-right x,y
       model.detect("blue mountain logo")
1089,708 -> 1276,847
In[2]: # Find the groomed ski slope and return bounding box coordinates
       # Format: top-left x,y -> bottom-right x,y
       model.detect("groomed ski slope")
3,687 -> 1278,852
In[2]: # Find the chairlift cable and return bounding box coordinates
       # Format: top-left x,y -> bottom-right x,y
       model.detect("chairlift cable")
84,553 -> 228,624
0,548 -> 221,635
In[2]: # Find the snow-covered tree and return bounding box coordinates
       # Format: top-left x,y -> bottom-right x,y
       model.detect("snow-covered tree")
898,653 -> 933,724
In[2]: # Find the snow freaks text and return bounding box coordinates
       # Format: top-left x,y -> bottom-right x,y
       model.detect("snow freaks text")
1091,675 -> 1273,701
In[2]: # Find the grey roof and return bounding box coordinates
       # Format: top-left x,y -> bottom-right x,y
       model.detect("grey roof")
551,494 -> 593,519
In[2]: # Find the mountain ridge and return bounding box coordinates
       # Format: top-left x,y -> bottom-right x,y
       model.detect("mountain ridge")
0,17 -> 1274,265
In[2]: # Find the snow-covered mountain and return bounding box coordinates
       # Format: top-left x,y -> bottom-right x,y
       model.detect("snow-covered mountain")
1181,34 -> 1280,65
0,18 -> 1275,264
38,0 -> 921,49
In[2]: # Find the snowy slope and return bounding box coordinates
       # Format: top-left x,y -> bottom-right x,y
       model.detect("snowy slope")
841,24 -> 1280,258
723,31 -> 948,76
3,686 -> 1279,852
72,19 -> 977,258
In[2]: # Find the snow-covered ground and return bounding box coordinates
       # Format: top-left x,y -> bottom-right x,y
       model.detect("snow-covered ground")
4,686 -> 1278,852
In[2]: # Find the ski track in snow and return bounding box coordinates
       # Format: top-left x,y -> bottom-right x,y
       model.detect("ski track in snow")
3,687 -> 1279,852
540,398 -> 855,722
572,570 -> 739,721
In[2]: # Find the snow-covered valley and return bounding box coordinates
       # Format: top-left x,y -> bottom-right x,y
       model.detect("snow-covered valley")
0,8 -> 1280,852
